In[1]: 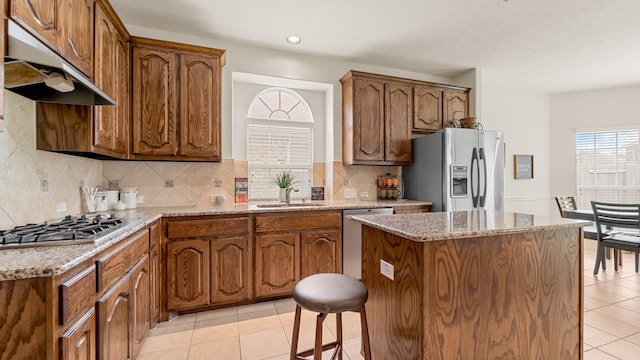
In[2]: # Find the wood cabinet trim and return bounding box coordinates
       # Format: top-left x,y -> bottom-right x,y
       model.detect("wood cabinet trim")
130,36 -> 226,65
96,228 -> 149,293
59,264 -> 96,326
167,217 -> 249,239
341,70 -> 469,92
254,211 -> 342,233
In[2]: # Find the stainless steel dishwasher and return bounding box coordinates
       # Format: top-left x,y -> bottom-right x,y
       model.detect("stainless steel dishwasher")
342,207 -> 394,279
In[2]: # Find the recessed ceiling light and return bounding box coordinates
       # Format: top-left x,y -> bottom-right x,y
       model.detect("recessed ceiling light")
286,34 -> 303,45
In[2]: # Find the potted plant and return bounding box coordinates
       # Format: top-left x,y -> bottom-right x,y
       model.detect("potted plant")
271,171 -> 299,203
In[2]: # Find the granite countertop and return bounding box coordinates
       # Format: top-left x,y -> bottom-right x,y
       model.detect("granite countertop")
0,199 -> 430,281
351,210 -> 592,242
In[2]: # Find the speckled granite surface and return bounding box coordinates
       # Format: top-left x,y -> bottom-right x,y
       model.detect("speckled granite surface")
351,211 -> 592,242
0,200 -> 429,280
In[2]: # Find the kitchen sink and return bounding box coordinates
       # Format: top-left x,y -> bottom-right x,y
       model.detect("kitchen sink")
255,203 -> 327,208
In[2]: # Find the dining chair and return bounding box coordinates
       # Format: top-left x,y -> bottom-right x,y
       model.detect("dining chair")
555,196 -> 599,240
555,196 -> 577,218
591,201 -> 640,275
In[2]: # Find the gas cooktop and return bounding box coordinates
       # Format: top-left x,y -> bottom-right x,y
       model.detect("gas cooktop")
0,214 -> 127,249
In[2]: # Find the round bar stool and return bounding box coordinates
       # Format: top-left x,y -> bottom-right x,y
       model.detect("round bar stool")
290,273 -> 371,360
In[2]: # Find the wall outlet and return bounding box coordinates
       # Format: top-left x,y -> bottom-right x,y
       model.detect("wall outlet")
380,259 -> 394,280
56,202 -> 67,212
214,180 -> 222,187
344,188 -> 357,198
137,195 -> 144,204
360,191 -> 369,199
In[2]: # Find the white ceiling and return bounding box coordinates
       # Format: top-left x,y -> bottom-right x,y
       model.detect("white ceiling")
110,0 -> 640,93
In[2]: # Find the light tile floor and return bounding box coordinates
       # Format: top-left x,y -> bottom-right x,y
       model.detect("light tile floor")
140,241 -> 640,360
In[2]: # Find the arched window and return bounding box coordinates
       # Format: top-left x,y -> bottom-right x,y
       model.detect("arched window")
247,88 -> 314,200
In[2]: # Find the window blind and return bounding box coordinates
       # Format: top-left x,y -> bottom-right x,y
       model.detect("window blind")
247,123 -> 313,200
576,129 -> 640,208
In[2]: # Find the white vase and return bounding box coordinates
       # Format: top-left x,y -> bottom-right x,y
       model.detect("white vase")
278,188 -> 287,202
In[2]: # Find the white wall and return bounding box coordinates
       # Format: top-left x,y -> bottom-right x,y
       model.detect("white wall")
481,71 -> 552,215
125,25 -> 454,161
550,85 -> 640,205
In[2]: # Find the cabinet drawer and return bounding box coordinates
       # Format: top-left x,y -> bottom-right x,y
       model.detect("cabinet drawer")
59,265 -> 97,325
167,217 -> 249,238
96,228 -> 149,292
254,211 -> 341,233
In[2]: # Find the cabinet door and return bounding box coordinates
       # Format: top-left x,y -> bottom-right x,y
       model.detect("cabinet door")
167,239 -> 210,311
444,89 -> 469,122
300,229 -> 342,278
178,53 -> 222,160
413,85 -> 443,131
255,232 -> 298,298
149,224 -> 161,329
130,254 -> 149,359
93,4 -> 117,153
113,33 -> 130,155
60,308 -> 96,360
10,0 -> 61,50
96,274 -> 130,360
132,46 -> 177,156
60,0 -> 94,77
384,82 -> 412,164
210,236 -> 251,304
353,78 -> 385,162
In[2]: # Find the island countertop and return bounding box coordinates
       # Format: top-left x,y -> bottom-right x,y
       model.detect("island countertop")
351,210 -> 591,242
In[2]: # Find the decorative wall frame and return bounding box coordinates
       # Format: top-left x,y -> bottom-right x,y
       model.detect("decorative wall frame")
514,155 -> 534,179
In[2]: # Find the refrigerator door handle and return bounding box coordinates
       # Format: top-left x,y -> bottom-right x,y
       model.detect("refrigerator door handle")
479,147 -> 487,208
471,147 -> 479,208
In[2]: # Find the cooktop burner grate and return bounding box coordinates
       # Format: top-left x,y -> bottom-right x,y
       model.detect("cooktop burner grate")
0,214 -> 127,249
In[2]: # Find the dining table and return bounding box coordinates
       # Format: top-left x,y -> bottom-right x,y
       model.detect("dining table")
562,208 -> 623,264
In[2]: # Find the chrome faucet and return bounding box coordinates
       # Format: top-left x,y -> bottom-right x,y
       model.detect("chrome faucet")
285,187 -> 299,204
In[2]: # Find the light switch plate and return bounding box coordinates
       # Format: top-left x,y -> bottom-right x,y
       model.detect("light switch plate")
380,259 -> 394,280
56,202 -> 67,212
344,188 -> 357,198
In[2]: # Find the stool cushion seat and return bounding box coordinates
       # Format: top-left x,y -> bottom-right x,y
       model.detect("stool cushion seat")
293,273 -> 368,313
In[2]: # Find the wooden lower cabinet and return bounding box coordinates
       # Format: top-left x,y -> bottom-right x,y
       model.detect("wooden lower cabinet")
97,274 -> 131,360
393,205 -> 430,214
149,223 -> 161,329
210,236 -> 251,304
59,308 -> 96,360
300,229 -> 341,278
131,255 -> 150,358
254,211 -> 342,298
255,232 -> 298,298
167,239 -> 210,311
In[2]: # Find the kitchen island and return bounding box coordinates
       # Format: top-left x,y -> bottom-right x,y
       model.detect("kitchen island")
353,211 -> 588,360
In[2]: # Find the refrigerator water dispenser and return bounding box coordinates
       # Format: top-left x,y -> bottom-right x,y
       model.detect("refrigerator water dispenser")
451,165 -> 468,197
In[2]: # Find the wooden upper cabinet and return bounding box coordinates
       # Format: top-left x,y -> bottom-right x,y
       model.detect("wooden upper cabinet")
342,71 -> 470,165
384,82 -> 412,164
131,45 -> 177,156
60,0 -> 94,77
351,78 -> 385,163
131,37 -> 225,161
444,88 -> 469,123
413,85 -> 443,132
179,53 -> 222,160
10,0 -> 62,50
342,71 -> 413,165
12,0 -> 94,77
93,3 -> 129,157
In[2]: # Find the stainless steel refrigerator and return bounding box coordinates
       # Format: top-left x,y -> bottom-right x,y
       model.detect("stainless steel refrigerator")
402,128 -> 505,212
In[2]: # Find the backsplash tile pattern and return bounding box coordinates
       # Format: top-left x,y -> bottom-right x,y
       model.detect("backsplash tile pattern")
0,91 -> 400,226
0,92 -> 102,228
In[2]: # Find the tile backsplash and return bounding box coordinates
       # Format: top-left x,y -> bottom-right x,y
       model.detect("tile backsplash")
0,90 -> 401,227
0,91 -> 102,228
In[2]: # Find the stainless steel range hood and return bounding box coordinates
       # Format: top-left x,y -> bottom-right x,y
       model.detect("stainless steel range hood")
4,20 -> 116,106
